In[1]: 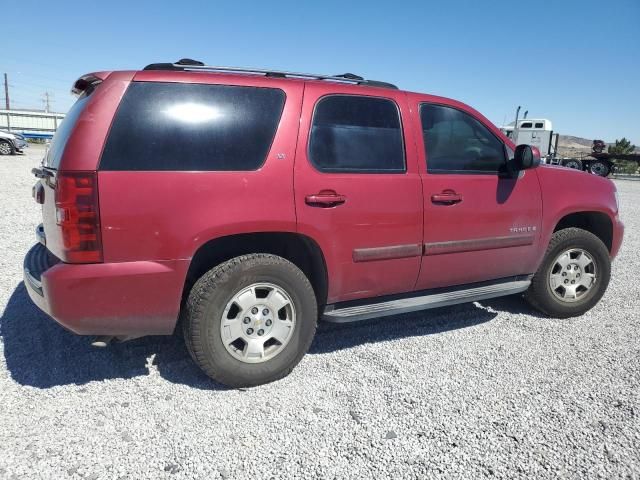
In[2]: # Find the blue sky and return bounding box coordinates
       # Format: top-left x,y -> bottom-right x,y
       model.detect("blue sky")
3,0 -> 639,143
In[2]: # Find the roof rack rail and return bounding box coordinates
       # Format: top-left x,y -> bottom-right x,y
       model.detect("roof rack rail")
142,59 -> 398,89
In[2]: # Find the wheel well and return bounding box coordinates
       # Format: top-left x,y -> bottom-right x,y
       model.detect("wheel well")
554,212 -> 613,252
182,232 -> 328,307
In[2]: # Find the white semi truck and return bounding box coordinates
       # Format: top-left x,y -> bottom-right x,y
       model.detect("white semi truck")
500,117 -> 638,177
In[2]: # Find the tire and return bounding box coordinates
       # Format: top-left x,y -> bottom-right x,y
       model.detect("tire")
525,228 -> 611,318
0,140 -> 14,155
183,254 -> 317,388
562,159 -> 582,171
590,160 -> 611,177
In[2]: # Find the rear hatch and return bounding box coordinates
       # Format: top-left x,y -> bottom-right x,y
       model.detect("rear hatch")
32,74 -> 107,263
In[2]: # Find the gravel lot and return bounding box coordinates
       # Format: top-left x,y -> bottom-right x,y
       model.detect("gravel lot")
1,145 -> 638,479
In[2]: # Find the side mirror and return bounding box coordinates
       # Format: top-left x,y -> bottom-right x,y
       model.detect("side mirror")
513,144 -> 541,171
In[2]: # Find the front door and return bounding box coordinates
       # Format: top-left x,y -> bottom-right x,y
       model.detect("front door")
412,99 -> 543,290
294,84 -> 423,304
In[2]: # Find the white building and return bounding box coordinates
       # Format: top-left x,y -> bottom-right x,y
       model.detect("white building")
0,109 -> 66,139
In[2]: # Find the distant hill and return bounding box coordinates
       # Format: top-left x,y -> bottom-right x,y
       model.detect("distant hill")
558,135 -> 593,149
557,135 -> 639,156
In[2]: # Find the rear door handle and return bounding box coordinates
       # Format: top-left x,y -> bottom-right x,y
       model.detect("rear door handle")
431,192 -> 463,205
305,191 -> 346,208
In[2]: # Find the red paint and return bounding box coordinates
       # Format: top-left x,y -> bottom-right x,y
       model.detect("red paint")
25,68 -> 624,336
28,259 -> 189,335
294,82 -> 423,302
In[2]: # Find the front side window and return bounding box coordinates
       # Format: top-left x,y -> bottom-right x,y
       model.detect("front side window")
309,95 -> 404,173
520,122 -> 533,128
100,82 -> 285,171
420,104 -> 506,174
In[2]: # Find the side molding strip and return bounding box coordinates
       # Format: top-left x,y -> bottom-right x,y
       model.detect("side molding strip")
353,244 -> 422,262
424,234 -> 534,256
323,279 -> 531,323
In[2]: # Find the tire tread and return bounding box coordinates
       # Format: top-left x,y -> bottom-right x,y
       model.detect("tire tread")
183,254 -> 317,387
525,227 -> 610,318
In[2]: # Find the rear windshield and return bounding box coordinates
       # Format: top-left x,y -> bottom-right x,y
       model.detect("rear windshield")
44,92 -> 92,169
100,82 -> 285,171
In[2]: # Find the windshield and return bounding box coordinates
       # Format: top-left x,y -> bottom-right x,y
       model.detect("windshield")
44,92 -> 92,169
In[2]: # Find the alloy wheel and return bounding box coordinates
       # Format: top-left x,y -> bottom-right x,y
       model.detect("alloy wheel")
219,282 -> 296,363
548,248 -> 597,303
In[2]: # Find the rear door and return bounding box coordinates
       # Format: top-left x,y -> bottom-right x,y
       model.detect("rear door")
294,84 -> 423,304
412,98 -> 543,290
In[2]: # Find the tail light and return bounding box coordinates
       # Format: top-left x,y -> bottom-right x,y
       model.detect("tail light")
55,171 -> 103,263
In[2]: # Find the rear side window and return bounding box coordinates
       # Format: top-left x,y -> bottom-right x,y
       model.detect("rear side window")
534,122 -> 544,128
421,104 -> 506,174
45,92 -> 92,169
309,95 -> 404,173
100,82 -> 285,171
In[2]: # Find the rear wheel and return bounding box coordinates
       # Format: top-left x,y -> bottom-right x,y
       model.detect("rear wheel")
562,159 -> 583,171
183,254 -> 317,388
590,160 -> 611,177
0,140 -> 14,155
525,228 -> 610,318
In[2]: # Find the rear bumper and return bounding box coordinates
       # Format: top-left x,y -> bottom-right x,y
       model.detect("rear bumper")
610,215 -> 624,259
24,243 -> 188,336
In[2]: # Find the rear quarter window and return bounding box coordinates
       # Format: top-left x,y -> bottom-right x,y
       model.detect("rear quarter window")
45,92 -> 92,169
100,82 -> 285,171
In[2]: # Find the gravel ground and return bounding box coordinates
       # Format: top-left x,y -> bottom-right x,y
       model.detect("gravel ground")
1,145 -> 638,480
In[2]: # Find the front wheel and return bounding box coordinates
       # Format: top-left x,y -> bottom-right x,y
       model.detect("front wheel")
0,140 -> 14,155
183,254 -> 317,388
525,228 -> 611,318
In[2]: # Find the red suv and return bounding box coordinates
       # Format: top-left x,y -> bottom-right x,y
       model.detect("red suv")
25,59 -> 624,387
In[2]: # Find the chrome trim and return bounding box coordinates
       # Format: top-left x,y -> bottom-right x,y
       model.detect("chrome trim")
24,268 -> 44,296
322,280 -> 531,323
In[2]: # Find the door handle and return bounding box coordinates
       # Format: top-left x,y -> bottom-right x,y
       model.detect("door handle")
431,192 -> 463,205
305,191 -> 346,207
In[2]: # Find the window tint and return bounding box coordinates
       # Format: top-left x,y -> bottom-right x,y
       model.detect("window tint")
520,122 -> 533,128
534,122 -> 544,128
45,91 -> 92,169
309,95 -> 404,173
100,82 -> 285,171
420,104 -> 506,174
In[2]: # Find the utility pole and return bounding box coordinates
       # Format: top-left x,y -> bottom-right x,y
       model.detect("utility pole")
3,73 -> 10,132
43,92 -> 51,113
3,73 -> 9,110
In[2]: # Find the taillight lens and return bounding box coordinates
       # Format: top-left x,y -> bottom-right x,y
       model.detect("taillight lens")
55,171 -> 103,263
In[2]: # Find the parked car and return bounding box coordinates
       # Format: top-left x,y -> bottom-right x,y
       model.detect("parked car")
24,59 -> 624,387
0,130 -> 27,155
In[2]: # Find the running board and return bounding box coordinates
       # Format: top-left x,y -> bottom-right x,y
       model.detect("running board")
322,280 -> 531,323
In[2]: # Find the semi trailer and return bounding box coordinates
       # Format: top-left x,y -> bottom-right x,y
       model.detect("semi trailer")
500,118 -> 639,177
